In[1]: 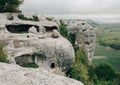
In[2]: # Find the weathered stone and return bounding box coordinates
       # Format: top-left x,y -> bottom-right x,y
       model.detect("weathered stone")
0,62 -> 84,85
28,26 -> 37,33
64,20 -> 96,64
51,29 -> 60,38
0,13 -> 75,72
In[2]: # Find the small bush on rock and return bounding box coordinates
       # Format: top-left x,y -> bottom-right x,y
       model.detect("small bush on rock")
21,63 -> 39,68
33,15 -> 39,21
67,47 -> 89,84
46,17 -> 53,21
18,14 -> 39,22
0,44 -> 8,63
7,13 -> 14,20
59,20 -> 69,39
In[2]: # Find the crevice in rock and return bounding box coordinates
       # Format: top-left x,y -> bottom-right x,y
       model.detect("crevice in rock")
43,26 -> 58,32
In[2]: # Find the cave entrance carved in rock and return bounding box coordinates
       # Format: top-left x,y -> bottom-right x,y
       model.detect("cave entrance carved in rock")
6,24 -> 39,33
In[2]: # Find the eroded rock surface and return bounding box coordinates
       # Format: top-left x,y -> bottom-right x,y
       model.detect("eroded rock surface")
0,62 -> 84,85
0,13 -> 75,72
63,20 -> 96,64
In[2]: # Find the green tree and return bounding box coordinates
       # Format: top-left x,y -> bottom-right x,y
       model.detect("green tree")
75,47 -> 88,66
67,47 -> 89,84
95,63 -> 116,81
67,61 -> 89,82
69,33 -> 76,46
0,0 -> 23,12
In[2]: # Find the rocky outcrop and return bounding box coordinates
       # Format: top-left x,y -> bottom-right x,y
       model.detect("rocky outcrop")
0,13 -> 75,72
64,20 -> 96,64
0,63 -> 84,85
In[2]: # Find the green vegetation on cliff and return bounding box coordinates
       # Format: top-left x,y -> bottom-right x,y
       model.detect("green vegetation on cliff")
0,0 -> 23,12
0,44 -> 8,63
18,14 -> 39,21
60,21 -> 120,85
21,63 -> 39,68
59,20 -> 76,46
59,20 -> 69,39
67,47 -> 89,84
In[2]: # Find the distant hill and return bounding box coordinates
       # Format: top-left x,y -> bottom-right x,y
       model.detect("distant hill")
87,19 -> 120,29
63,19 -> 99,28
85,19 -> 120,29
96,22 -> 120,29
85,19 -> 99,28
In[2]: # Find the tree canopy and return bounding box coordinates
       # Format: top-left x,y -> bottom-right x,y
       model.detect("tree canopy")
0,0 -> 23,12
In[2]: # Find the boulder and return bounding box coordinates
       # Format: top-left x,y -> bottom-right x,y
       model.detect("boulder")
28,26 -> 37,33
51,29 -> 60,38
0,63 -> 84,85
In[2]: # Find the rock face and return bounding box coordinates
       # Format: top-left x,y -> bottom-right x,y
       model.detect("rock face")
63,20 -> 96,64
0,63 -> 84,85
0,13 -> 75,72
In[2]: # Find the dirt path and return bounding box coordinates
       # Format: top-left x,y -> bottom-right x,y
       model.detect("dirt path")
93,56 -> 108,59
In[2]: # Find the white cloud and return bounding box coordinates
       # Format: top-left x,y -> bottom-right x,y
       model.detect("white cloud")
20,0 -> 120,20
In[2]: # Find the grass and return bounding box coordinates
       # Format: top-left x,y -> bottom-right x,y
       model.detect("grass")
21,63 -> 39,68
96,27 -> 120,50
93,44 -> 120,72
93,24 -> 120,72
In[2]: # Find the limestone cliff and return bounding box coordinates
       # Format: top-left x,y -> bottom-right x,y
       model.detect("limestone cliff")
63,20 -> 96,64
0,13 -> 75,72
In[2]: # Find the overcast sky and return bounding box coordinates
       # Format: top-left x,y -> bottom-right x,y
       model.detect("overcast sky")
20,0 -> 120,21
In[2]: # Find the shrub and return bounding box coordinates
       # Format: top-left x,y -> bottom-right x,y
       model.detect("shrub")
75,48 -> 88,66
32,15 -> 39,21
46,17 -> 53,21
67,61 -> 89,82
59,20 -> 69,39
68,33 -> 76,46
0,44 -> 8,63
18,14 -> 39,22
95,63 -> 116,81
88,65 -> 98,83
21,63 -> 39,68
18,14 -> 24,19
95,80 -> 114,85
67,47 -> 89,84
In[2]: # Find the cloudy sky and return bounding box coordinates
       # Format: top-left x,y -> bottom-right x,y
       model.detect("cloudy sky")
20,0 -> 120,21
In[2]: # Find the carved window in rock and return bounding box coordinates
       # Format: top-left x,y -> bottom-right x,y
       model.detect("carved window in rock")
6,24 -> 39,33
82,23 -> 85,25
51,63 -> 55,69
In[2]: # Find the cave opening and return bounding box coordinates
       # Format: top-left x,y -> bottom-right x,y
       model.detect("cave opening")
6,24 -> 39,33
43,26 -> 58,32
15,53 -> 46,68
51,63 -> 55,69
